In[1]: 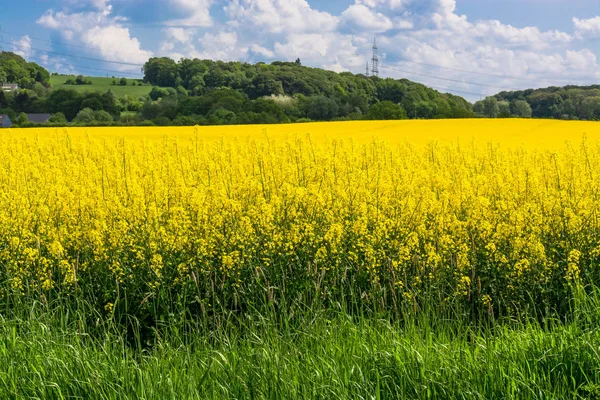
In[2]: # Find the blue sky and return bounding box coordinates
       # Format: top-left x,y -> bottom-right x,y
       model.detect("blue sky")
2,0 -> 600,100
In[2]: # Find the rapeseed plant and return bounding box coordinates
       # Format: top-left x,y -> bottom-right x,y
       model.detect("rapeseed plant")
1,120 -> 600,322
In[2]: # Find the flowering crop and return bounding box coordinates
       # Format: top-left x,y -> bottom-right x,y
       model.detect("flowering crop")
1,120 -> 600,320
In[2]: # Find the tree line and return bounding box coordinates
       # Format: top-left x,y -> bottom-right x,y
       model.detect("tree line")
2,50 -> 600,126
0,52 -> 474,126
489,86 -> 600,120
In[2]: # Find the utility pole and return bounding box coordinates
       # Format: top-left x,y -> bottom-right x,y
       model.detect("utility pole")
371,37 -> 379,77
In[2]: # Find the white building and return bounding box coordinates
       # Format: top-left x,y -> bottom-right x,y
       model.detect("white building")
2,84 -> 19,92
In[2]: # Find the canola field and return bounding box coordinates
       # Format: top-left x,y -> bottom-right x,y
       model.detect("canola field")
2,119 -> 600,319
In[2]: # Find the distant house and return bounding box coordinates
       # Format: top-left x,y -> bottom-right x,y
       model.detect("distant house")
0,114 -> 12,128
26,114 -> 52,124
1,84 -> 19,92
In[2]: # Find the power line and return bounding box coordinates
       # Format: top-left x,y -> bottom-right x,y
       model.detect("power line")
0,28 -> 152,58
352,41 -> 590,86
379,64 -> 517,91
24,55 -> 143,77
2,27 -> 592,88
2,40 -> 145,68
391,57 -> 583,86
428,85 -> 486,98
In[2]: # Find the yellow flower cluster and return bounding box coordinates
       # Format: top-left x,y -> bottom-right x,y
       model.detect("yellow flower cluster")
1,120 -> 599,315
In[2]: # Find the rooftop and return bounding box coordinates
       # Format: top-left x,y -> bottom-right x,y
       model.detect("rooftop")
26,114 -> 52,123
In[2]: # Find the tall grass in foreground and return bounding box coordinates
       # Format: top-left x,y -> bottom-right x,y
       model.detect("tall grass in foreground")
1,287 -> 600,399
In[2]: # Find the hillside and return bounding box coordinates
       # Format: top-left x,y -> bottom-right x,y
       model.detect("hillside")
141,57 -> 474,120
1,52 -> 476,126
4,50 -> 600,126
49,75 -> 153,98
0,51 -> 50,88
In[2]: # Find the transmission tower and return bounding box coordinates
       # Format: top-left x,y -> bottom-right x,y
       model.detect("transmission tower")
371,37 -> 379,77
365,61 -> 370,77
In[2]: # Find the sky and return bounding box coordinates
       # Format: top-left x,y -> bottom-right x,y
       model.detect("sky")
2,0 -> 600,101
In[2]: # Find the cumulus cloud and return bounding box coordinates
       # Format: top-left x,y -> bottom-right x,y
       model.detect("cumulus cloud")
329,0 -> 598,99
224,0 -> 338,34
11,35 -> 33,58
28,0 -> 600,100
573,16 -> 600,37
340,4 -> 394,32
89,0 -> 110,9
164,27 -> 194,44
37,5 -> 152,72
166,0 -> 214,27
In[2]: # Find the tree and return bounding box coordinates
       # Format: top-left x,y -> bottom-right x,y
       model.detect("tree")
498,101 -> 511,118
343,94 -> 368,115
580,97 -> 600,120
72,108 -> 96,125
149,87 -> 173,101
0,52 -> 50,88
244,98 -> 288,123
367,101 -> 408,120
48,112 -> 68,125
512,100 -> 532,118
0,90 -> 7,109
303,95 -> 339,121
46,89 -> 83,121
482,97 -> 499,118
295,58 -> 301,65
120,77 -> 127,86
142,57 -> 179,87
93,110 -> 114,124
15,112 -> 28,126
472,101 -> 484,116
207,108 -> 236,125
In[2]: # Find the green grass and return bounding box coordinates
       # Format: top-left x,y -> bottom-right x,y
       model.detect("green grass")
1,288 -> 600,399
49,75 -> 153,98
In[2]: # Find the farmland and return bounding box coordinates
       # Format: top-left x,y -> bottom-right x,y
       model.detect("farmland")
2,119 -> 600,398
49,74 -> 152,98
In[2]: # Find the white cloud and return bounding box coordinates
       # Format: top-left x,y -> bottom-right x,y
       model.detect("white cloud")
89,0 -> 110,9
160,30 -> 246,61
166,0 -> 213,27
273,32 -> 364,71
11,35 -> 33,58
329,0 -> 598,100
340,5 -> 394,32
224,0 -> 338,34
356,0 -> 410,10
164,27 -> 194,43
37,5 -> 152,73
573,16 -> 600,38
29,0 -> 600,101
195,31 -> 243,61
249,44 -> 275,59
